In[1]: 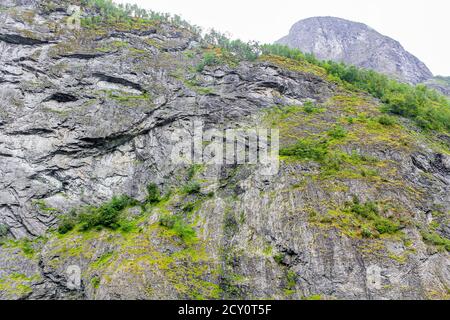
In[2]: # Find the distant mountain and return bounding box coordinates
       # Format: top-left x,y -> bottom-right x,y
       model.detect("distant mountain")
277,17 -> 434,84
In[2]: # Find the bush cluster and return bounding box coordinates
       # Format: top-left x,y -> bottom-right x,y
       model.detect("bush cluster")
80,0 -> 201,33
0,223 -> 9,238
58,195 -> 138,234
345,198 -> 400,235
422,231 -> 450,252
58,183 -> 164,234
279,139 -> 329,161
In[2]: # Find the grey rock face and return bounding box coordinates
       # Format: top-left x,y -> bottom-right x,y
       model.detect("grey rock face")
0,3 -> 449,300
424,76 -> 450,97
277,17 -> 433,84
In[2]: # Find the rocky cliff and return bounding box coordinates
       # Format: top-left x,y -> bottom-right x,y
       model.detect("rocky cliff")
277,17 -> 434,84
0,1 -> 449,300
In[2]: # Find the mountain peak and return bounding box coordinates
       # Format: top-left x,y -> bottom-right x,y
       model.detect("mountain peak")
277,16 -> 433,84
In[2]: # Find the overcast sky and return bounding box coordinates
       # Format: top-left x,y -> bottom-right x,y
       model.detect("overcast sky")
115,0 -> 450,76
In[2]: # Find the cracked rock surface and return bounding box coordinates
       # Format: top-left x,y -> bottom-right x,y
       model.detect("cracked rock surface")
0,1 -> 449,300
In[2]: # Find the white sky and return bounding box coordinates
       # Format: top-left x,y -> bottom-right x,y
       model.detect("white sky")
115,0 -> 450,76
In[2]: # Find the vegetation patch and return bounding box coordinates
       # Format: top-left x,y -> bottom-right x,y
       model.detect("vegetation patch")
273,253 -> 285,265
32,199 -> 60,214
183,79 -> 215,95
327,125 -> 347,139
310,197 -> 403,239
0,273 -> 40,298
146,183 -> 161,204
377,115 -> 397,126
421,231 -> 450,252
90,276 -> 101,289
261,45 -> 450,134
91,252 -> 115,269
196,50 -> 222,72
182,181 -> 202,195
58,195 -> 139,234
284,270 -> 298,296
0,224 -> 9,239
280,138 -> 329,162
79,0 -> 201,34
187,164 -> 204,180
103,90 -> 151,106
303,101 -> 324,114
302,294 -> 323,300
346,198 -> 401,235
159,213 -> 196,242
1,238 -> 37,258
259,53 -> 326,77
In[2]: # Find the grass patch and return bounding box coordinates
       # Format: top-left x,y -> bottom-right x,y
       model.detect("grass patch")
187,164 -> 203,180
377,114 -> 397,126
311,197 -> 402,239
280,138 -> 328,161
273,253 -> 285,265
422,231 -> 450,252
303,101 -> 323,114
327,125 -> 347,139
183,79 -> 214,95
182,181 -> 201,195
91,252 -> 115,269
0,273 -> 39,298
90,276 -> 100,289
146,183 -> 161,204
58,195 -> 138,234
0,224 -> 9,238
105,90 -> 151,106
159,214 -> 196,242
284,270 -> 297,295
32,199 -> 59,214
58,184 -> 168,235
302,294 -> 323,300
345,197 -> 401,235
196,48 -> 239,72
196,51 -> 221,72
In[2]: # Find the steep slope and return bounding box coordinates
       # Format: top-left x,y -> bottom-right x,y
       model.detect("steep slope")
0,1 -> 449,300
277,17 -> 433,84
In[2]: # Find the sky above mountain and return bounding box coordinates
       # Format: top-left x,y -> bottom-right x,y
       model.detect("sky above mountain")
114,0 -> 450,76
